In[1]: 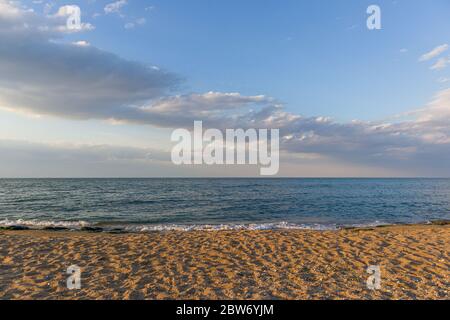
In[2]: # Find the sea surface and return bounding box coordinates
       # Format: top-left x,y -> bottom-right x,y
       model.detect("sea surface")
0,178 -> 449,231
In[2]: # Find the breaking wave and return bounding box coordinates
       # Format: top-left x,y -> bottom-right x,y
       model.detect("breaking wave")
0,218 -> 398,232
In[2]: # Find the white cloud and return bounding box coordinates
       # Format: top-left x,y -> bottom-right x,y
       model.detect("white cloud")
104,0 -> 127,14
148,92 -> 267,113
53,5 -> 95,33
0,1 -> 94,35
136,17 -> 146,25
430,57 -> 450,70
124,17 -> 146,29
0,1 -> 22,17
419,87 -> 450,121
419,44 -> 448,62
72,40 -> 90,47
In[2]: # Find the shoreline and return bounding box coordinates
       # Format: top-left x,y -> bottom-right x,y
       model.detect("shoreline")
1,220 -> 449,234
1,224 -> 448,300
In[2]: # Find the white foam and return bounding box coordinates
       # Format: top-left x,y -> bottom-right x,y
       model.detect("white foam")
347,221 -> 391,228
0,218 -> 90,229
118,221 -> 337,232
0,218 -> 399,232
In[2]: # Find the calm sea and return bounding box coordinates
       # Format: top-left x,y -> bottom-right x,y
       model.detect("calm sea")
0,178 -> 449,231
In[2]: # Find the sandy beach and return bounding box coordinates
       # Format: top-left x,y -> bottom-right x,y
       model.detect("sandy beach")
0,224 -> 448,300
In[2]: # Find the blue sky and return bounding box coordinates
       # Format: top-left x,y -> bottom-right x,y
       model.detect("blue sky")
59,0 -> 450,120
0,0 -> 449,177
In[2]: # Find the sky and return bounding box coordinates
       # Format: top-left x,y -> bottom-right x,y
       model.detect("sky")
0,0 -> 449,177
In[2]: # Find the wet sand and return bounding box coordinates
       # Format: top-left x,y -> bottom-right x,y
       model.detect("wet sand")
0,224 -> 448,300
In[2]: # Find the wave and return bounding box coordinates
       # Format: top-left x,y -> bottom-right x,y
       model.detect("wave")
0,218 -> 90,229
120,222 -> 339,232
0,218 -> 399,232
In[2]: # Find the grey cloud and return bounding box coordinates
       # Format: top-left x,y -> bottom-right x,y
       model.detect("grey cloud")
246,102 -> 450,172
142,94 -> 450,173
0,35 -> 179,119
133,92 -> 273,128
0,1 -> 179,121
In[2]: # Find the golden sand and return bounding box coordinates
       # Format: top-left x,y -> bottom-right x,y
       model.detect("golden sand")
0,225 -> 448,300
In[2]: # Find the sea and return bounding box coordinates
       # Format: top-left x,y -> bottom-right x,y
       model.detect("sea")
0,178 -> 449,231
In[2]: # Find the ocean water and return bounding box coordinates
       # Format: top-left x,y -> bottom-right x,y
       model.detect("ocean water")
0,178 -> 449,231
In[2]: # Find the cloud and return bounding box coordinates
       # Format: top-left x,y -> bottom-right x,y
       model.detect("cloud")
0,1 -> 94,35
53,5 -> 95,33
419,44 -> 448,62
0,35 -> 179,120
136,18 -> 146,25
0,1 -> 180,122
0,139 -> 174,178
101,86 -> 450,174
430,57 -> 450,70
0,1 -> 21,16
137,92 -> 272,127
124,17 -> 146,29
420,87 -> 450,121
104,0 -> 127,14
72,40 -> 90,47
